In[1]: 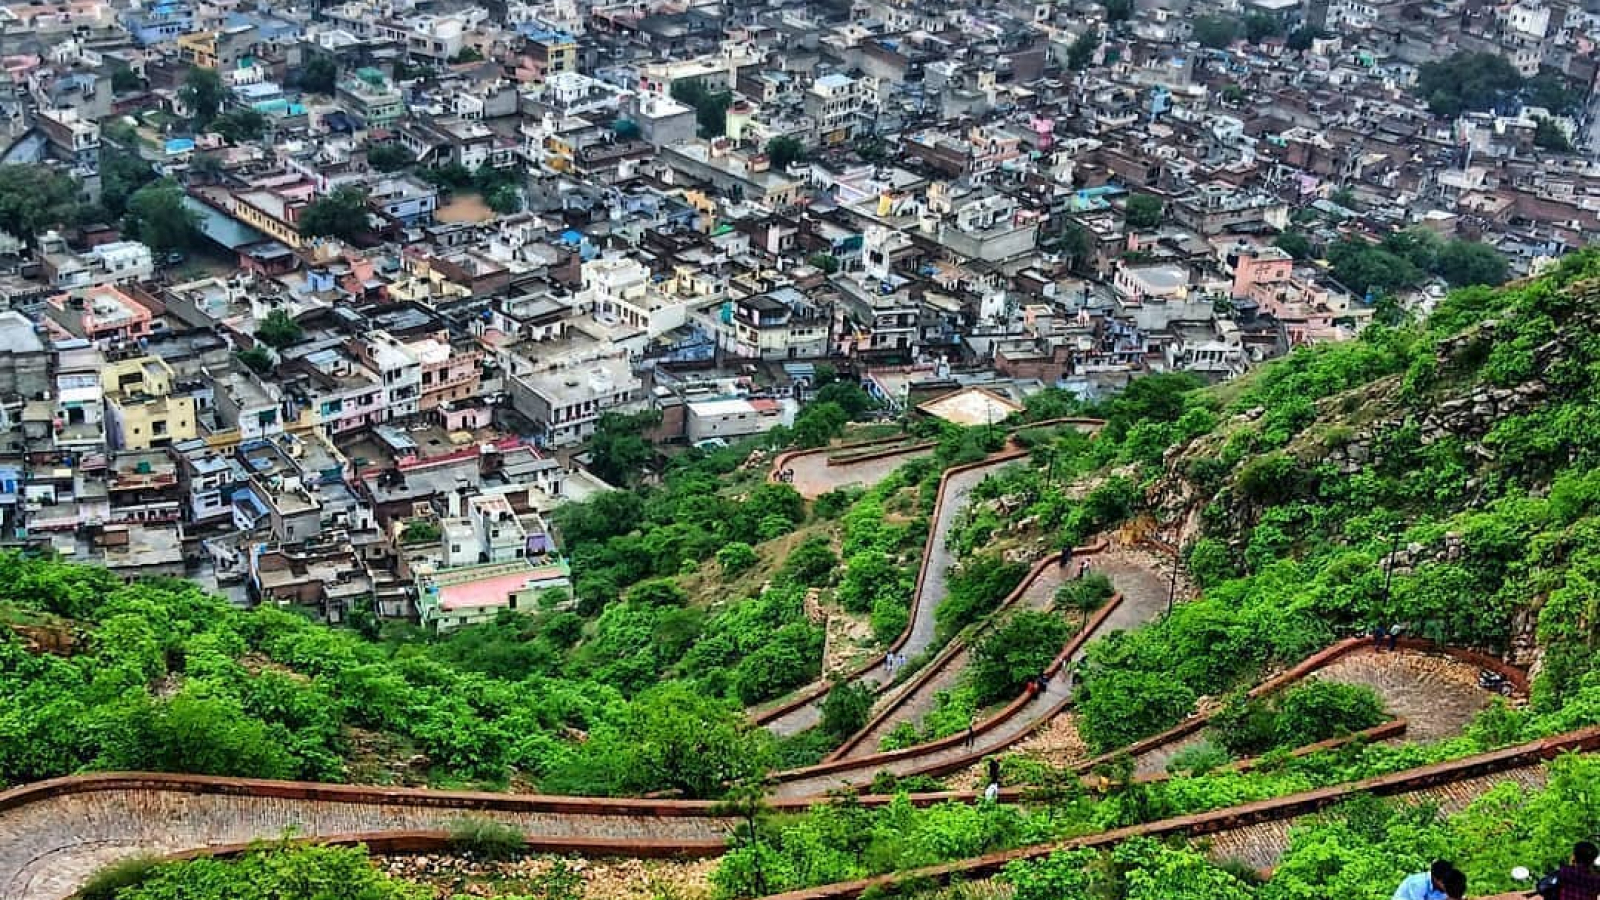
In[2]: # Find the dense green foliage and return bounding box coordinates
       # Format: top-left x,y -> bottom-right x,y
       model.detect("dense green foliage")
969,611 -> 1073,705
1209,680 -> 1387,757
103,842 -> 429,900
298,187 -> 371,240
1327,228 -> 1508,295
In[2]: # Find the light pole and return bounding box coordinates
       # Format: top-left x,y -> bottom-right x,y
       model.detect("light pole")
1165,540 -> 1179,617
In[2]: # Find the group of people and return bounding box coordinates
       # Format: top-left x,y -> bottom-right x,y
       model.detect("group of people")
883,651 -> 908,677
1394,844 -> 1600,900
1056,555 -> 1093,579
1372,622 -> 1407,651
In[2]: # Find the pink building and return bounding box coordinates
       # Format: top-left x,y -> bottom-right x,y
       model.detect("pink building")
45,286 -> 155,344
409,335 -> 483,411
1230,244 -> 1295,298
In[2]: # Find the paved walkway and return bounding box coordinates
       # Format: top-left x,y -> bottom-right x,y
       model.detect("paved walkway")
0,789 -> 736,900
777,444 -> 935,500
837,565 -> 1069,759
761,456 -> 1021,737
769,549 -> 1172,798
1132,647 -> 1500,777
1203,764 -> 1550,871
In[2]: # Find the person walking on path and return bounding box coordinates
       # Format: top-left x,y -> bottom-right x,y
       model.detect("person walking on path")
1393,861 -> 1464,900
987,756 -> 1001,787
965,716 -> 977,748
1546,840 -> 1600,900
1077,560 -> 1089,580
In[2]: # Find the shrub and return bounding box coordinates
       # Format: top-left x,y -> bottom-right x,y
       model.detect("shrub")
821,680 -> 874,740
447,817 -> 527,860
79,854 -> 162,900
717,542 -> 759,576
969,611 -> 1073,705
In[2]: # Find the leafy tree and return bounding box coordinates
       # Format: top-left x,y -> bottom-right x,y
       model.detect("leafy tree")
400,520 -> 441,544
1329,186 -> 1358,209
300,55 -> 337,94
820,680 -> 874,740
970,611 -> 1073,704
366,143 -> 416,172
814,380 -> 876,418
611,118 -> 641,139
1434,240 -> 1509,288
1274,230 -> 1313,260
779,535 -> 838,586
1055,572 -> 1113,626
626,578 -> 687,607
792,401 -> 849,449
1286,25 -> 1321,51
486,184 -> 522,214
100,146 -> 158,219
1524,71 -> 1582,116
1415,51 -> 1523,116
544,681 -> 774,797
765,136 -> 806,169
717,541 -> 758,575
236,346 -> 273,373
936,556 -> 1030,640
587,409 -> 661,485
0,164 -> 85,238
255,309 -> 304,349
1125,193 -> 1164,229
454,46 -> 485,63
1533,117 -> 1574,152
1192,15 -> 1241,48
210,107 -> 267,142
807,252 -> 839,274
110,66 -> 143,94
1067,31 -> 1099,70
1220,83 -> 1246,105
671,79 -> 733,138
1327,238 -> 1422,295
1243,12 -> 1281,42
1102,0 -> 1133,22
297,186 -> 370,240
420,162 -> 474,189
180,66 -> 226,127
123,179 -> 199,254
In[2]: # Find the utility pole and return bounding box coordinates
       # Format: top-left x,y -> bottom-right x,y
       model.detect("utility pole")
1165,541 -> 1178,617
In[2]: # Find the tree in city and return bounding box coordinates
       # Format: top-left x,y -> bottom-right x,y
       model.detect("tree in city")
1102,0 -> 1133,23
1220,83 -> 1247,105
1124,193 -> 1164,229
210,107 -> 268,143
297,187 -> 370,240
453,46 -> 485,64
806,252 -> 839,274
671,79 -> 733,138
1533,117 -> 1574,152
0,164 -> 86,239
1055,220 -> 1095,272
970,611 -> 1073,705
1434,240 -> 1509,287
100,146 -> 158,219
180,66 -> 226,127
300,55 -> 338,94
366,143 -> 415,172
791,401 -> 849,449
587,409 -> 662,485
1274,230 -> 1313,260
1243,12 -> 1281,42
1067,31 -> 1099,70
1415,51 -> 1523,117
1524,71 -> 1583,116
122,179 -> 199,254
1191,15 -> 1241,48
485,185 -> 522,215
611,118 -> 641,139
1286,26 -> 1323,51
255,309 -> 305,349
236,346 -> 274,373
110,66 -> 143,94
765,136 -> 806,169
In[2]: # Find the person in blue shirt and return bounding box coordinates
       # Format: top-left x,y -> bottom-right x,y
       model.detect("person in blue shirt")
1394,861 -> 1466,900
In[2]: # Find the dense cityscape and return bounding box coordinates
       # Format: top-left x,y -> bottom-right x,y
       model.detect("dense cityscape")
0,0 -> 1597,897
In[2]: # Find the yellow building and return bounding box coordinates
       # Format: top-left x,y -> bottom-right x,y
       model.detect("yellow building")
231,190 -> 304,248
102,357 -> 198,451
177,31 -> 220,69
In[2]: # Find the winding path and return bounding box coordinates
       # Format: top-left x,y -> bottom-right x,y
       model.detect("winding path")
757,451 -> 1029,737
770,441 -> 936,500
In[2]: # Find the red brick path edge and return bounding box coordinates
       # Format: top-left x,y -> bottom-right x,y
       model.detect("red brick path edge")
1071,636 -> 1531,775
753,418 -> 1108,728
752,448 -> 1028,726
823,541 -> 1110,762
757,725 -> 1600,900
